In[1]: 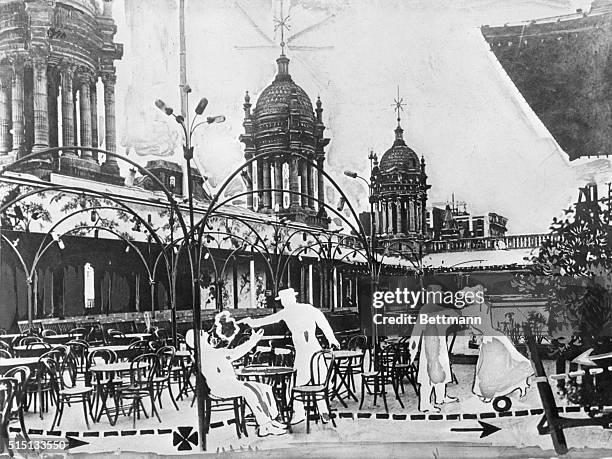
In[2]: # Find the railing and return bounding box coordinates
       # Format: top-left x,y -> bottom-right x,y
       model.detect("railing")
426,233 -> 553,253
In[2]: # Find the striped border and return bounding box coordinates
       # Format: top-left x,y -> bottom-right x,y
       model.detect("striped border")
9,426 -> 174,438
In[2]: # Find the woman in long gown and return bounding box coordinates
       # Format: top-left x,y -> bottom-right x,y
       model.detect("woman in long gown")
461,285 -> 534,402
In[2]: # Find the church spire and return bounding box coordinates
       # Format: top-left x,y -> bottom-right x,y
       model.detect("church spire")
391,85 -> 406,144
273,0 -> 291,80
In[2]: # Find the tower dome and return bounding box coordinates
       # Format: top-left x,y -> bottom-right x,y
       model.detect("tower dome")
253,55 -> 314,122
378,125 -> 420,173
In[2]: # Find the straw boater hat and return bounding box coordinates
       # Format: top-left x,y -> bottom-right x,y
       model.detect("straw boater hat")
275,287 -> 298,301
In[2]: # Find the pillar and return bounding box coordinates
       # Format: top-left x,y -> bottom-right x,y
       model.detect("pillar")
90,76 -> 98,149
10,60 -> 24,156
396,199 -> 403,234
60,64 -> 76,154
101,73 -> 119,174
274,157 -> 283,211
47,70 -> 59,148
410,201 -> 416,232
0,71 -> 11,156
256,156 -> 264,210
316,158 -> 325,213
381,200 -> 387,234
250,259 -> 256,308
307,162 -> 315,209
32,58 -> 49,153
308,263 -> 314,305
262,157 -> 272,210
300,159 -> 308,208
289,157 -> 300,208
78,72 -> 93,158
245,160 -> 254,210
378,201 -> 384,235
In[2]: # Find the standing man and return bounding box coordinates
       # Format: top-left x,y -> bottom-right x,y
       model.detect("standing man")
409,283 -> 462,413
240,288 -> 341,424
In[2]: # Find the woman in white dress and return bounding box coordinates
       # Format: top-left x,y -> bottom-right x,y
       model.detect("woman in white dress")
460,285 -> 534,402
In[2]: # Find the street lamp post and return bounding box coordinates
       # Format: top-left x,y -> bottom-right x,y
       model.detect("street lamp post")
155,97 -> 224,452
344,162 -> 381,351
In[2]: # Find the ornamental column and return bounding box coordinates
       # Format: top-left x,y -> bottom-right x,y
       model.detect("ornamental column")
10,60 -> 24,156
256,156 -> 264,210
396,199 -> 403,234
90,75 -> 98,149
378,201 -> 384,235
274,157 -> 283,210
289,157 -> 300,208
78,72 -> 93,158
0,71 -> 11,156
262,157 -> 272,210
60,63 -> 76,154
316,158 -> 325,214
101,73 -> 120,174
307,163 -> 315,209
32,58 -> 49,153
300,159 -> 308,208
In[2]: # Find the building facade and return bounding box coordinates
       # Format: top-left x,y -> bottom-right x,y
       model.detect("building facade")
0,0 -> 123,183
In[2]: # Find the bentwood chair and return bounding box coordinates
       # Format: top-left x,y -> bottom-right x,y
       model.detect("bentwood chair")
203,377 -> 247,439
290,350 -> 337,434
46,356 -> 95,431
359,345 -> 405,413
118,353 -> 161,429
0,378 -> 17,456
0,349 -> 11,359
152,346 -> 179,411
5,366 -> 31,441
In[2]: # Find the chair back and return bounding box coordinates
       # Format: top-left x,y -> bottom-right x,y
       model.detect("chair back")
155,346 -> 176,378
128,339 -> 152,359
4,366 -> 30,413
87,348 -> 117,367
18,336 -> 42,346
66,341 -> 88,374
309,350 -> 335,389
0,377 -> 16,426
347,334 -> 368,351
42,329 -> 57,337
273,347 -> 295,367
0,349 -> 11,359
130,353 -> 158,388
69,327 -> 87,337
251,346 -> 274,365
376,346 -> 398,378
0,341 -> 11,353
27,342 -> 51,350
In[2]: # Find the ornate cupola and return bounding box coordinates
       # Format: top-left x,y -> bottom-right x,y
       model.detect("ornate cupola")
239,50 -> 330,228
371,89 -> 430,241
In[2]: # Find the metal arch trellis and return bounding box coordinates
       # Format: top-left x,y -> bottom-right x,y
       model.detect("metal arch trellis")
0,147 -> 190,333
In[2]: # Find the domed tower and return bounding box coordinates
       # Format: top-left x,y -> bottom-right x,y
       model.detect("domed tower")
371,107 -> 430,241
240,52 -> 330,228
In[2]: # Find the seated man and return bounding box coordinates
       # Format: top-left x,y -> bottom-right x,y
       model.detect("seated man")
186,312 -> 286,437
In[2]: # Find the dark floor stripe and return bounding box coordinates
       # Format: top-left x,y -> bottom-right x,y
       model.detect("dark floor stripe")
499,412 -> 513,417
209,421 -> 224,429
104,431 -> 119,437
480,412 -> 496,419
139,430 -> 155,435
46,431 -> 62,436
375,413 -> 389,419
65,431 -> 79,437
339,412 -> 354,419
411,414 -> 426,420
121,430 -> 137,436
462,414 -> 477,420
82,432 -> 100,437
8,427 -> 21,433
158,429 -> 173,435
514,410 -> 529,417
446,414 -> 460,420
357,412 -> 372,418
28,429 -> 43,435
566,406 -> 581,413
530,408 -> 544,415
392,414 -> 407,420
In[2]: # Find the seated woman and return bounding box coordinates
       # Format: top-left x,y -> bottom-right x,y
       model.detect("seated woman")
186,312 -> 286,437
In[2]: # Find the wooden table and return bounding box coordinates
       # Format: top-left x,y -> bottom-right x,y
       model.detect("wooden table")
236,365 -> 296,427
44,334 -> 83,344
123,333 -> 151,340
331,350 -> 363,407
12,344 -> 58,358
0,357 -> 40,373
0,334 -> 22,344
90,361 -> 134,425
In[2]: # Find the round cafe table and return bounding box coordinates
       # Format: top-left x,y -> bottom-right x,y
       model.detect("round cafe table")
90,344 -> 132,360
236,365 -> 296,426
89,361 -> 135,425
331,350 -> 363,407
44,333 -> 84,345
0,356 -> 40,374
12,344 -> 61,358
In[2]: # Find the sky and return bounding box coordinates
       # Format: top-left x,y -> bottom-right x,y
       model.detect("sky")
108,0 -> 606,234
